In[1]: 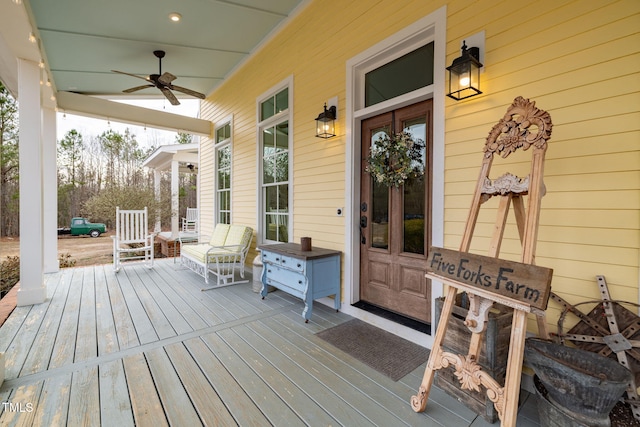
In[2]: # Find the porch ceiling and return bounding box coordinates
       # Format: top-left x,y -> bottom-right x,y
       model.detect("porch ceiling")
0,0 -> 308,127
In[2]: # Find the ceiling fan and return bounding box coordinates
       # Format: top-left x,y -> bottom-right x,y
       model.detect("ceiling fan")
112,50 -> 205,105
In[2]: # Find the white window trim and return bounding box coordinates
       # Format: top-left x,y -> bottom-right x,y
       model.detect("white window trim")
256,76 -> 294,244
342,6 -> 447,347
214,115 -> 233,225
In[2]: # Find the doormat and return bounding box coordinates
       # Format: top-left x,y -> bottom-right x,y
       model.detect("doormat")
316,318 -> 430,381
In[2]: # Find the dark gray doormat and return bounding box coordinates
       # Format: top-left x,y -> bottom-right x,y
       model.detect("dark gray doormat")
316,318 -> 430,381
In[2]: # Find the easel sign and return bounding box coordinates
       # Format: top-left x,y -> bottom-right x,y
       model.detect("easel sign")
411,97 -> 555,426
428,247 -> 552,312
412,249 -> 553,425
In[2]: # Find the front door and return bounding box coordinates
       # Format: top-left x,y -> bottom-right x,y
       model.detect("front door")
359,100 -> 433,323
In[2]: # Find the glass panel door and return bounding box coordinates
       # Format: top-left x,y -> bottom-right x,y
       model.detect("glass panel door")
402,117 -> 426,254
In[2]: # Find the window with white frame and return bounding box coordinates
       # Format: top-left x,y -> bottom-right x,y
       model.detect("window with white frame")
215,121 -> 232,224
258,84 -> 290,243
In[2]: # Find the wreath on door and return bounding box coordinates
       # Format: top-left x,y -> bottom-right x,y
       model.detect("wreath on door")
365,131 -> 425,188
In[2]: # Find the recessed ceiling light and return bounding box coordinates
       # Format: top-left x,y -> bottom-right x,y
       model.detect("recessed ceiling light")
169,12 -> 181,22
28,32 -> 36,43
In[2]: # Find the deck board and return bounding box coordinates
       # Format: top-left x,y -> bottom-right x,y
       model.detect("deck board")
122,352 -> 168,427
2,381 -> 43,426
31,372 -> 71,427
199,332 -> 306,426
237,321 -> 381,426
103,265 -> 140,350
115,268 -> 159,345
67,366 -> 100,426
5,295 -> 53,379
94,266 -> 119,355
0,260 -> 540,426
131,266 -> 193,336
165,342 -> 238,426
249,318 -> 408,426
159,263 -> 238,324
217,327 -> 340,426
20,269 -> 70,376
271,311 -> 448,426
125,267 -> 176,340
145,266 -> 211,330
183,336 -> 272,427
48,268 -> 83,369
75,267 -> 97,362
145,346 -> 202,426
98,359 -> 134,427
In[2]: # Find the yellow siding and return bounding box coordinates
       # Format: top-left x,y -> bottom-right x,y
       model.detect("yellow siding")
443,0 -> 640,333
199,0 -> 639,334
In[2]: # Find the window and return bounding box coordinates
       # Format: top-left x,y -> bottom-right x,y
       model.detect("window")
258,84 -> 291,243
365,42 -> 434,107
215,121 -> 232,224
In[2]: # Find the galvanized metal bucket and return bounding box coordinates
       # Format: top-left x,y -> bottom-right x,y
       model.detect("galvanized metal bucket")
525,338 -> 632,427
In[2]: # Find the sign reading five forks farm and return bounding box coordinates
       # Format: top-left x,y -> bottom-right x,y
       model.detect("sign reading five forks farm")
427,247 -> 553,311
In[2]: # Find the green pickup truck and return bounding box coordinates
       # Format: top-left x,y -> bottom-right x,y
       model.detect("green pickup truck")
58,217 -> 107,238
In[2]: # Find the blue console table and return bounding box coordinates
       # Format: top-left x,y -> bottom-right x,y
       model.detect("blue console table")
259,243 -> 341,322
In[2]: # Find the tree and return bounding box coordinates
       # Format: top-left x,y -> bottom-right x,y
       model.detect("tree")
0,81 -> 19,237
58,129 -> 84,220
175,132 -> 193,144
82,186 -> 169,230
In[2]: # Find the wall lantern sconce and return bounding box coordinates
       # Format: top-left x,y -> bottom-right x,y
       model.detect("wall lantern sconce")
315,103 -> 337,139
446,41 -> 483,101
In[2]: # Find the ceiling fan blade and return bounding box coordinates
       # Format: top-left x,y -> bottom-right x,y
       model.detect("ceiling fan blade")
160,87 -> 180,106
157,72 -> 177,86
112,70 -> 151,82
122,84 -> 154,93
171,85 -> 206,99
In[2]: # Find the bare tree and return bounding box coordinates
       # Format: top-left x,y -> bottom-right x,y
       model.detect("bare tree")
0,82 -> 19,236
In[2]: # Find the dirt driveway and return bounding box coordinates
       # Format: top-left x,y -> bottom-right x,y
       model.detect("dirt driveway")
1,233 -> 114,267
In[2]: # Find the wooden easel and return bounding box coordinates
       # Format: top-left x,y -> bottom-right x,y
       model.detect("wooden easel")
411,97 -> 554,426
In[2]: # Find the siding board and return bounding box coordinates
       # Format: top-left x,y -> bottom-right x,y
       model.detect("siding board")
193,0 -> 639,336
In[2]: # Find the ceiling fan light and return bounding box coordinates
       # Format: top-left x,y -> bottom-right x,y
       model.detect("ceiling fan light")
169,12 -> 181,22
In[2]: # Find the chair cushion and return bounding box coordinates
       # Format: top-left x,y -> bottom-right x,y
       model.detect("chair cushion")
209,224 -> 230,246
226,225 -> 252,248
181,244 -> 235,263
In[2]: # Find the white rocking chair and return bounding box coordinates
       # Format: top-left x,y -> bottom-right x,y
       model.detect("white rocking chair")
112,206 -> 154,272
182,207 -> 199,233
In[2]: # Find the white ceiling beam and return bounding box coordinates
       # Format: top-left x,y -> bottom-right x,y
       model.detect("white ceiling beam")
56,91 -> 211,137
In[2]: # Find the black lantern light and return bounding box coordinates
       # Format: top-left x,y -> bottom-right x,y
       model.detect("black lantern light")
315,103 -> 337,139
446,41 -> 483,101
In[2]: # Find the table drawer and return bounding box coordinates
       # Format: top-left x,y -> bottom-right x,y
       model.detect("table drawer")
278,254 -> 305,272
262,251 -> 305,273
264,264 -> 306,291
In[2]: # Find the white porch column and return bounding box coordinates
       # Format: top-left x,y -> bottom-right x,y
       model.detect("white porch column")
43,106 -> 59,273
154,169 -> 161,233
17,58 -> 46,306
171,159 -> 179,238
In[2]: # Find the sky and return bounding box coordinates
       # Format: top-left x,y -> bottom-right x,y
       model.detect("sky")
56,98 -> 200,149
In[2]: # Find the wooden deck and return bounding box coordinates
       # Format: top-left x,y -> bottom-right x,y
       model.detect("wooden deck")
0,259 -> 540,426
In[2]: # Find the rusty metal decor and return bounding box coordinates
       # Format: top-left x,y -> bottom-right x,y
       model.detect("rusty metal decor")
552,275 -> 640,421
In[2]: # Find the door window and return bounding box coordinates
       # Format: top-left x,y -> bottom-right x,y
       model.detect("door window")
402,117 -> 427,254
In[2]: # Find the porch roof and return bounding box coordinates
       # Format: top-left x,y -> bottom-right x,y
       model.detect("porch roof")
0,260 -> 539,425
142,142 -> 200,172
